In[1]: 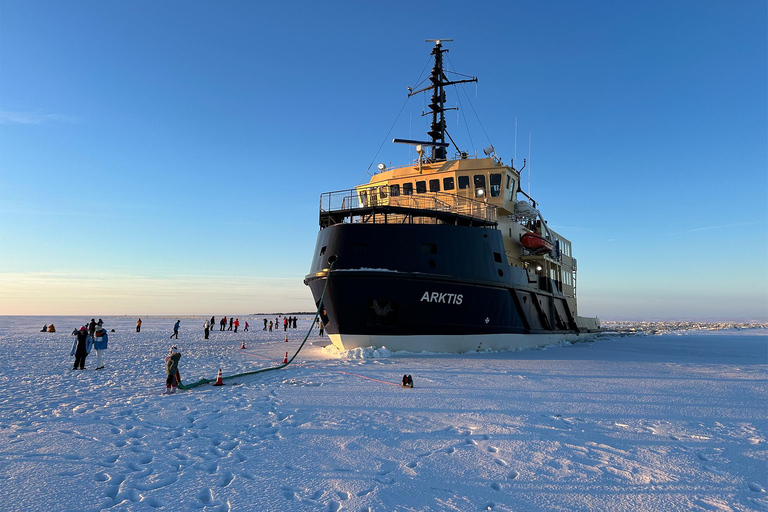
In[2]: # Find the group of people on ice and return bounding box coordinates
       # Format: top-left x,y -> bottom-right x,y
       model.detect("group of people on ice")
263,315 -> 300,332
69,318 -> 109,370
211,316 -> 248,333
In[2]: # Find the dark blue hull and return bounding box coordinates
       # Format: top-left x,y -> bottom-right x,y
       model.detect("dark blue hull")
305,223 -> 597,351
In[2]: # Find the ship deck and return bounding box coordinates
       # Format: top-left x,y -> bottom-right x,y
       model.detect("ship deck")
318,189 -> 498,228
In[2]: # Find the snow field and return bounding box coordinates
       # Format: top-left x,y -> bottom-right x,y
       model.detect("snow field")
0,317 -> 765,511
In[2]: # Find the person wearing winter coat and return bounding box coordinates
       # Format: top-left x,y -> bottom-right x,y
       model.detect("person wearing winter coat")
244,321 -> 249,332
92,325 -> 109,370
47,324 -> 56,333
228,317 -> 234,331
220,317 -> 226,331
88,318 -> 97,339
170,320 -> 180,339
164,346 -> 181,394
233,318 -> 239,333
70,326 -> 92,370
136,318 -> 142,333
204,320 -> 210,340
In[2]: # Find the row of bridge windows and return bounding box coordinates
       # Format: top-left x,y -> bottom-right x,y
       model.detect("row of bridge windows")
368,173 -> 509,200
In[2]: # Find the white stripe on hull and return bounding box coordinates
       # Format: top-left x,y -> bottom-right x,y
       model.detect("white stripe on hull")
328,332 -> 599,353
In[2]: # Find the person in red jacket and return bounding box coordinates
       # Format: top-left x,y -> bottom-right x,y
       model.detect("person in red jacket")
234,318 -> 240,333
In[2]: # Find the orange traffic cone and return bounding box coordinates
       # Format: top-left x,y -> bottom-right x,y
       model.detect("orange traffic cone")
284,335 -> 288,343
241,341 -> 246,349
282,352 -> 288,364
213,368 -> 224,386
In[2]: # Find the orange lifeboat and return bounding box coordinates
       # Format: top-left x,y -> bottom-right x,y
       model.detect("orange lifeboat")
521,232 -> 553,252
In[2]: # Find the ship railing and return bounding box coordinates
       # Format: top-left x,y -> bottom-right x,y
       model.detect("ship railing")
319,189 -> 497,227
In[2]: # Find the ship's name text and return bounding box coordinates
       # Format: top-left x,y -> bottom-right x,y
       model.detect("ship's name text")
420,291 -> 463,305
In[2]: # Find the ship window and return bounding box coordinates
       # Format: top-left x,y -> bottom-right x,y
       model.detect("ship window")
379,185 -> 388,199
416,180 -> 427,194
493,252 -> 502,263
390,184 -> 400,197
458,176 -> 470,189
474,174 -> 486,198
490,173 -> 501,197
369,187 -> 378,205
443,177 -> 455,190
429,179 -> 440,192
506,175 -> 511,189
403,183 -> 413,195
359,190 -> 368,206
320,246 -> 326,256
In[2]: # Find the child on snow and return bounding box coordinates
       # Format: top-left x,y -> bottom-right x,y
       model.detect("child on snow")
164,346 -> 181,394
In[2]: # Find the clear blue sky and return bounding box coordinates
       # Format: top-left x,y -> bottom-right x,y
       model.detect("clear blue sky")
1,0 -> 766,320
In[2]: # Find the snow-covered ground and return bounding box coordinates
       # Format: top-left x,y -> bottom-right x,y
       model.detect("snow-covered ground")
0,316 -> 766,512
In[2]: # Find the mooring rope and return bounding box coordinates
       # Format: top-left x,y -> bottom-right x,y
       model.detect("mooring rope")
178,262 -> 334,390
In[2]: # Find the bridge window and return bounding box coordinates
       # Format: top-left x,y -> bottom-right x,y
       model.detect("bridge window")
416,181 -> 427,194
490,173 -> 501,197
443,177 -> 455,191
390,184 -> 400,197
403,183 -> 413,195
458,176 -> 470,189
474,174 -> 486,198
379,185 -> 388,199
429,179 -> 440,192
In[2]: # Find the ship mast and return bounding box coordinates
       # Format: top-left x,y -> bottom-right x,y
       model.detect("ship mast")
407,39 -> 478,161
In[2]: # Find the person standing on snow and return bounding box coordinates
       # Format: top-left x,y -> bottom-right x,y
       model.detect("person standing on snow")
164,346 -> 181,394
283,316 -> 288,331
170,319 -> 180,339
136,318 -> 142,332
93,323 -> 109,370
220,317 -> 227,331
244,321 -> 249,332
70,326 -> 92,370
88,318 -> 97,339
263,318 -> 267,330
234,318 -> 239,333
228,317 -> 234,331
204,320 -> 210,340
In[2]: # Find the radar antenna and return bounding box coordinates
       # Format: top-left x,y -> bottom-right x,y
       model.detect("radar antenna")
404,40 -> 478,161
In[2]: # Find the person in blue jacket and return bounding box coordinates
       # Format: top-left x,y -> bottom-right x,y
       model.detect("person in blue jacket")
93,324 -> 109,369
70,326 -> 92,370
170,319 -> 180,339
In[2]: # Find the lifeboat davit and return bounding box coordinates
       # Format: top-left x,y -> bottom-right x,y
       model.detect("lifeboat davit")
521,232 -> 553,252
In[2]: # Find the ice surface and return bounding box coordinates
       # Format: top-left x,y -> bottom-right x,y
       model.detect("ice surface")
0,316 -> 766,511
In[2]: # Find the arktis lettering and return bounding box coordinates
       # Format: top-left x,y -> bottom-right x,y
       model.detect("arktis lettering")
420,291 -> 463,304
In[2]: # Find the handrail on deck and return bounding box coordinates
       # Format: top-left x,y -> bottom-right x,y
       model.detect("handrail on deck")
318,188 -> 497,226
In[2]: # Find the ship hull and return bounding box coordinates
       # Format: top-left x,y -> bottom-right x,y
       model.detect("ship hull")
305,223 -> 599,353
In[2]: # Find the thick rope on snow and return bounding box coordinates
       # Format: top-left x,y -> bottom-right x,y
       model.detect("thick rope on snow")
178,262 -> 334,390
